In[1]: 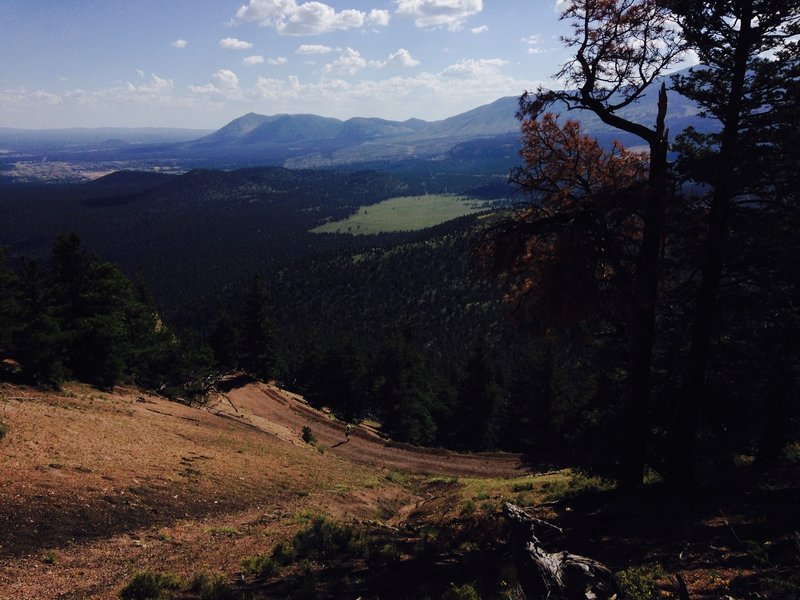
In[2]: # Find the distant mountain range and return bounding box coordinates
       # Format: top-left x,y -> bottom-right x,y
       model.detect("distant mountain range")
1,74 -> 714,176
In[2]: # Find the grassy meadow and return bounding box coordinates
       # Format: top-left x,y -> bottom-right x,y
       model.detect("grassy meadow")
311,194 -> 490,235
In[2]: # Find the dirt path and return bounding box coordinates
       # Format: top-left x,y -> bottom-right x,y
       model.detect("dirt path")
212,378 -> 530,479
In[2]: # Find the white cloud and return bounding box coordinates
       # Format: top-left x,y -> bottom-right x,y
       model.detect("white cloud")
395,0 -> 483,31
323,47 -> 369,76
219,37 -> 253,50
471,25 -> 488,34
188,69 -> 241,98
244,55 -> 265,65
233,1 -> 388,35
267,57 -> 288,65
385,48 -> 420,68
249,62 -> 537,122
522,34 -> 551,55
366,9 -> 391,26
136,69 -> 145,79
442,58 -> 507,78
214,69 -> 240,90
136,73 -> 174,94
171,39 -> 188,49
296,44 -> 334,55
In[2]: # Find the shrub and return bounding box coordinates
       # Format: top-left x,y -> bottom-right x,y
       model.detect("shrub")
442,582 -> 481,600
241,554 -> 280,578
541,471 -> 614,502
292,517 -> 361,561
270,541 -> 297,566
615,564 -> 667,600
301,426 -> 316,445
188,572 -> 236,600
118,571 -> 183,600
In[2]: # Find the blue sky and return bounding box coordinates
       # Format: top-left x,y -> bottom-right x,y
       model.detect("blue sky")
0,1 -> 573,129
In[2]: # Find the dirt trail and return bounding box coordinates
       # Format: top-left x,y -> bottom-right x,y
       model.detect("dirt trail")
212,378 -> 530,479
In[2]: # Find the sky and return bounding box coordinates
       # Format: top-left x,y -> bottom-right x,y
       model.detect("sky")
0,1 -> 575,130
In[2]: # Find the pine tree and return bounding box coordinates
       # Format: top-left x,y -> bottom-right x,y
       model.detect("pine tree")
665,0 -> 800,482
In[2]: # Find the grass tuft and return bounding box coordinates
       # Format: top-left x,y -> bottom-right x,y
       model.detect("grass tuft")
118,571 -> 183,600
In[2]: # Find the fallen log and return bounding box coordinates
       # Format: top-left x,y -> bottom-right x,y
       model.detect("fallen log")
503,502 -> 623,600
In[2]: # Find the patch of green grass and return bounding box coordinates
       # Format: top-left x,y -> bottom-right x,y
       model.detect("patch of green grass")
460,499 -> 477,516
541,470 -> 615,502
42,550 -> 58,564
118,571 -> 183,600
311,194 -> 489,235
615,564 -> 668,600
188,572 -> 236,600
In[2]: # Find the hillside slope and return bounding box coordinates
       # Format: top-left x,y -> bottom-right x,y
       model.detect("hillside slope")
0,379 -> 527,598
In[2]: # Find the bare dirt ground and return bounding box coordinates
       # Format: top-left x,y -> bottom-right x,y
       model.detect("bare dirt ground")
0,379 -> 531,599
210,376 -> 529,479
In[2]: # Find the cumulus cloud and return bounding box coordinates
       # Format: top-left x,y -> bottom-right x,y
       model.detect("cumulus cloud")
233,0 -> 388,35
188,69 -> 241,97
395,0 -> 483,31
244,55 -> 265,65
442,58 -> 507,78
219,37 -> 253,50
267,57 -> 288,65
385,48 -> 420,68
471,25 -> 488,34
134,73 -> 174,94
323,47 -> 370,76
215,69 -> 240,89
296,44 -> 334,55
366,9 -> 391,26
171,39 -> 188,48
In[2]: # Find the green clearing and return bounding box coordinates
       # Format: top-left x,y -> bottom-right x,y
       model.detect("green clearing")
311,194 -> 490,235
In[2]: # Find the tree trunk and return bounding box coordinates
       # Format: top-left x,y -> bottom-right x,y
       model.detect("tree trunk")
503,503 -> 622,600
621,84 -> 670,487
673,0 -> 753,486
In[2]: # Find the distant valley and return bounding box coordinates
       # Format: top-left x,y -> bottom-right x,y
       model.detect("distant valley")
0,75 -> 710,184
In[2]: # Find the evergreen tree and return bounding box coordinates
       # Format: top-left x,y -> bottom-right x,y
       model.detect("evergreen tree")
374,336 -> 438,446
665,0 -> 800,482
239,275 -> 281,380
453,341 -> 506,451
0,246 -> 18,359
14,260 -> 67,388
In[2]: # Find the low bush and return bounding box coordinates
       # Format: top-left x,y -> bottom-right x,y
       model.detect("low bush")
188,572 -> 236,600
118,571 -> 182,600
241,554 -> 281,578
301,426 -> 316,445
615,564 -> 667,600
292,516 -> 364,561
